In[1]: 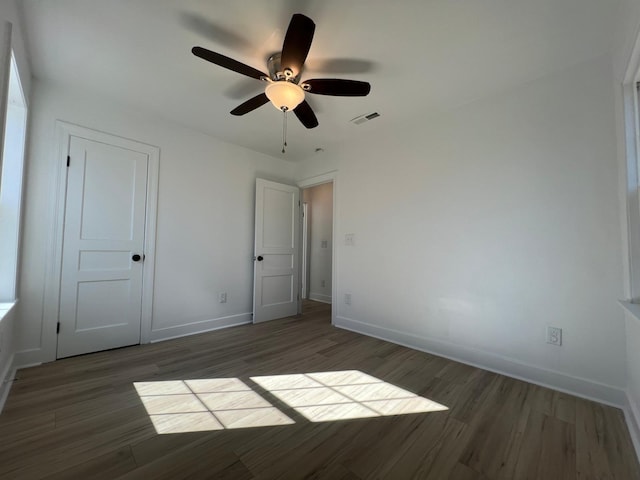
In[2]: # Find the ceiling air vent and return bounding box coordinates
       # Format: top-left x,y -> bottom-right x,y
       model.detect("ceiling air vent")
350,112 -> 380,125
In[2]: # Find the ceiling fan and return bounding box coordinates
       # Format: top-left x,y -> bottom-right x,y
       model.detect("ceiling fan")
191,13 -> 371,130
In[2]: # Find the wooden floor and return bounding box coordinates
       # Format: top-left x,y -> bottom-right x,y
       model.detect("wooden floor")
1,301 -> 639,479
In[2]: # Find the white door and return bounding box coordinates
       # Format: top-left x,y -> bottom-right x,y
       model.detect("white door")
253,179 -> 300,323
57,135 -> 149,358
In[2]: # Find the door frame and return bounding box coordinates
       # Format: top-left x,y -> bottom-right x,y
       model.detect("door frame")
301,202 -> 309,299
42,121 -> 160,362
297,171 -> 337,325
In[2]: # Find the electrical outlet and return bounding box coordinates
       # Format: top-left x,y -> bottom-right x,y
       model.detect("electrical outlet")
345,234 -> 355,246
321,280 -> 325,288
219,292 -> 227,304
344,293 -> 352,305
321,240 -> 328,248
546,326 -> 562,346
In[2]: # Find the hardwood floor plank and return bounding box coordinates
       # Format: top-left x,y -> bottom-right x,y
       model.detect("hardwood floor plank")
601,403 -> 640,480
237,422 -> 359,478
120,440 -> 253,480
0,411 -> 56,442
377,415 -> 470,479
0,405 -> 155,478
448,369 -> 502,425
0,301 -> 637,479
450,463 -> 491,480
460,377 -> 532,479
42,446 -> 138,480
576,399 -> 616,480
536,414 -> 576,480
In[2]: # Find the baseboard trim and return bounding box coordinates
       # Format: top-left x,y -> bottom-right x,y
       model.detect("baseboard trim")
14,348 -> 44,368
11,314 -> 255,362
308,293 -> 332,304
335,315 -> 626,408
625,391 -> 640,463
150,312 -> 252,342
0,354 -> 16,413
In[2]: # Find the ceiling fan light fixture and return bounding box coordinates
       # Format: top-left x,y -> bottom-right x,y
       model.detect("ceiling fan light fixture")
265,81 -> 305,111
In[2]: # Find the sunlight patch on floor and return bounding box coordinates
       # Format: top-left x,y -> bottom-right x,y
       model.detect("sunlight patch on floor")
251,370 -> 448,422
134,378 -> 294,434
134,370 -> 447,434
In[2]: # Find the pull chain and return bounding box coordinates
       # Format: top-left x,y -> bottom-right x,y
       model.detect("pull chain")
281,108 -> 288,154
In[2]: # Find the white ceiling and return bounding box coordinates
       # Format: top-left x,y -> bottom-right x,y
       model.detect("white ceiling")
20,0 -> 616,161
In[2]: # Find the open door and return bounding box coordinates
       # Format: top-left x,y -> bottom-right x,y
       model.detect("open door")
253,179 -> 300,323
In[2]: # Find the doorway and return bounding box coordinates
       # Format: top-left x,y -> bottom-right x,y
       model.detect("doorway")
301,181 -> 333,315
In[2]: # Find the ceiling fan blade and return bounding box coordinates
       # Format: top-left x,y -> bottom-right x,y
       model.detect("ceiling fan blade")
294,100 -> 319,129
192,46 -> 267,80
304,78 -> 371,96
280,14 -> 315,77
230,93 -> 270,115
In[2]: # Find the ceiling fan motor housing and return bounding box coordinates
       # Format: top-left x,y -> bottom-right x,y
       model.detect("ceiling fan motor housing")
267,53 -> 302,83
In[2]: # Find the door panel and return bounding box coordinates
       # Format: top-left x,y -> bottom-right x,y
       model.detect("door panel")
76,280 -> 130,330
79,149 -> 138,240
57,136 -> 149,358
261,274 -> 294,305
253,179 -> 300,323
262,187 -> 295,247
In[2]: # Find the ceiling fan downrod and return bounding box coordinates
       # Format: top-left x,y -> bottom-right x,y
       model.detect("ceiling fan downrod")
282,108 -> 288,154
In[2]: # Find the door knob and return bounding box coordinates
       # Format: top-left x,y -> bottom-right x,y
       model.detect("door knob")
256,255 -> 264,261
132,254 -> 142,262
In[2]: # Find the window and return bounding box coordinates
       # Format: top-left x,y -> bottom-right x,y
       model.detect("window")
0,51 -> 27,302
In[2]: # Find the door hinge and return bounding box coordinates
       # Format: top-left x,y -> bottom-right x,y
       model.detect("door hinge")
297,293 -> 300,301
56,322 -> 60,334
66,156 -> 70,167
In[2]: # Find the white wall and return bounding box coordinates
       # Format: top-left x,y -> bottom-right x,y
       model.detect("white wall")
0,0 -> 31,394
303,183 -> 333,303
297,55 -> 626,404
16,80 -> 295,364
